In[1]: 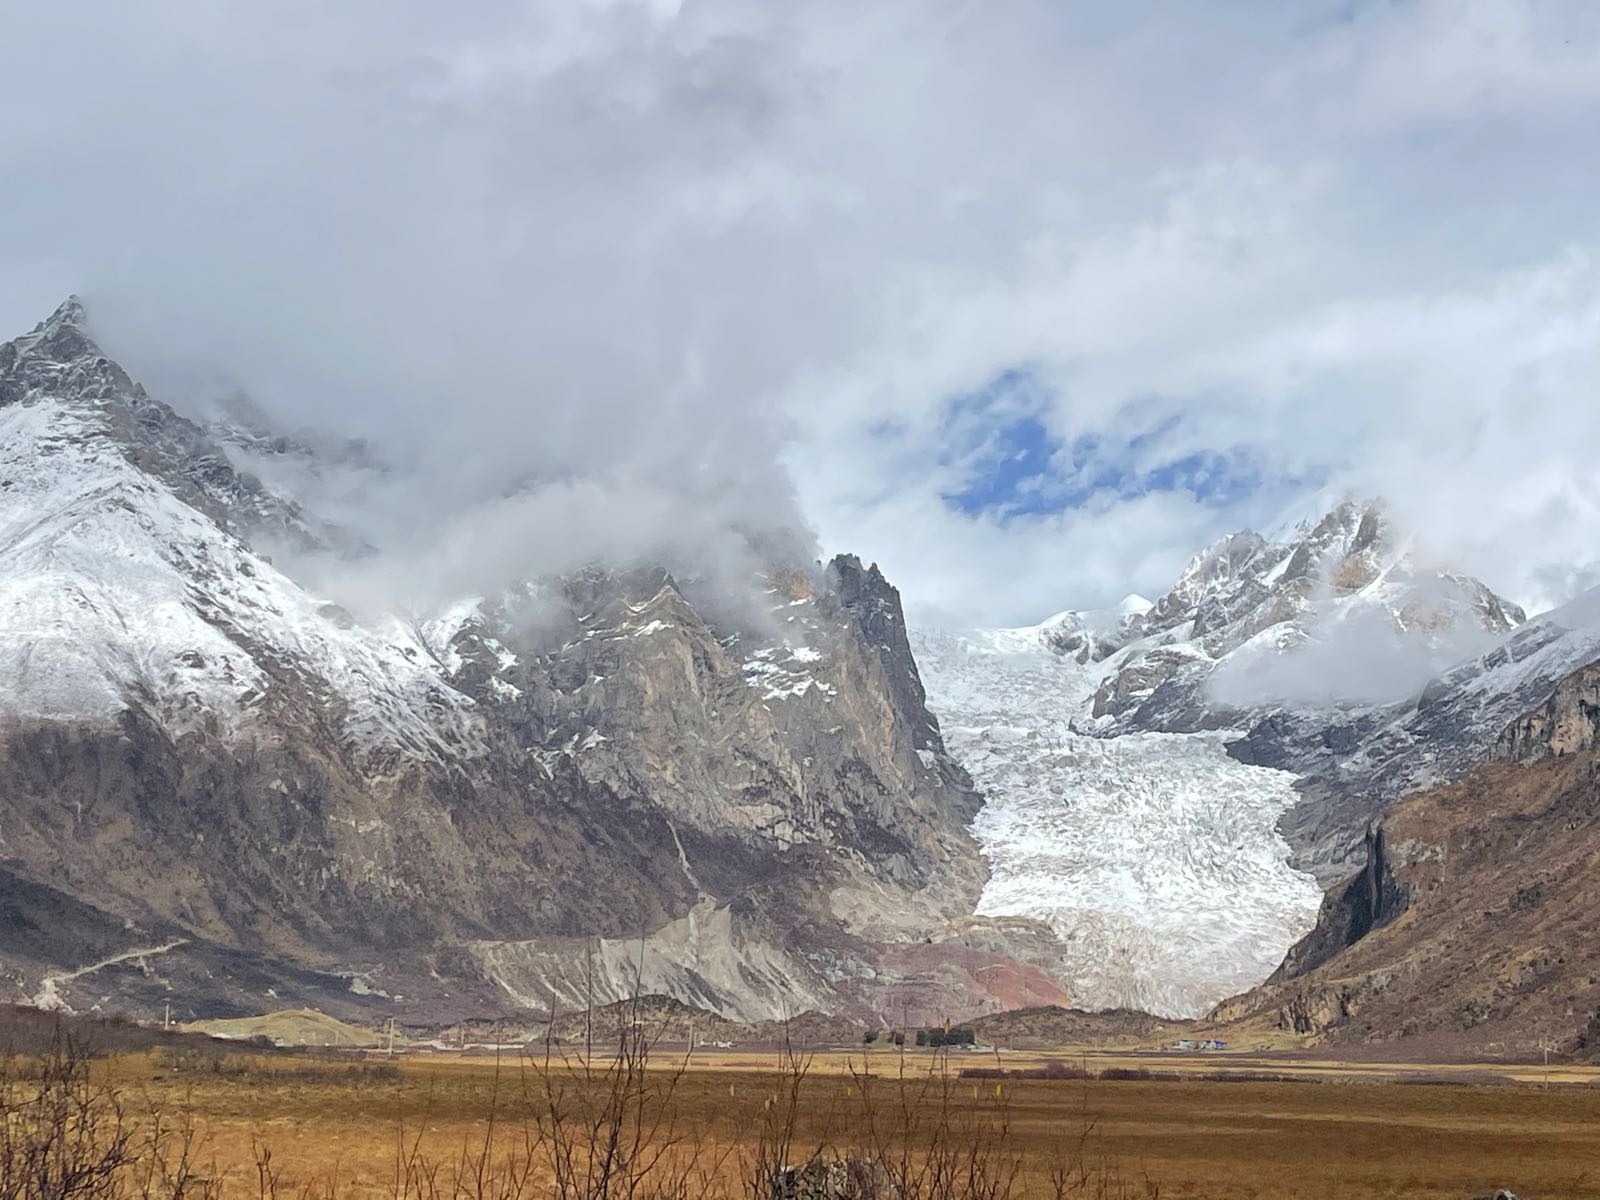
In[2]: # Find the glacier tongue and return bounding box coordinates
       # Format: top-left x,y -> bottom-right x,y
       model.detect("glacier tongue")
911,624 -> 1323,1018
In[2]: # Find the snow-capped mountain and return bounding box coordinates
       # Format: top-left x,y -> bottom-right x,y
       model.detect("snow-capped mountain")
1085,500 -> 1525,732
1027,593 -> 1155,664
9,295 -> 1595,1034
0,298 -> 471,751
911,499 -> 1530,1016
0,298 -> 1067,1026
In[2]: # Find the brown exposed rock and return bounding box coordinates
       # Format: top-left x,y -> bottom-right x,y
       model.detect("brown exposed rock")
1496,660 -> 1600,762
1212,663 -> 1600,1057
1276,985 -> 1359,1035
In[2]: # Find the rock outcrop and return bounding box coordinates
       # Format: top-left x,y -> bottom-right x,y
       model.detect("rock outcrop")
1496,660 -> 1600,763
1212,661 -> 1600,1056
1268,823 -> 1410,983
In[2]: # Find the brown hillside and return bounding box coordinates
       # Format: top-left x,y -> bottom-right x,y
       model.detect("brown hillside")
1213,743 -> 1600,1059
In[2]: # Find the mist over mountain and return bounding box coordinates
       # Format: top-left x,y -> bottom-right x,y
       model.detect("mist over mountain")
5,4 -> 1600,629
8,291 -> 1600,1048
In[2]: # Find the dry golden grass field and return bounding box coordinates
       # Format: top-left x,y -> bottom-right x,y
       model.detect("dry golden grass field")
41,1042 -> 1600,1200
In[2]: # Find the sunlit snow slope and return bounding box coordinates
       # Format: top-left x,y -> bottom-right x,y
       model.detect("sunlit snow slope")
911,622 -> 1323,1017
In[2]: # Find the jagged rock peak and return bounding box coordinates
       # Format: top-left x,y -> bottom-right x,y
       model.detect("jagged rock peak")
37,293 -> 89,334
15,294 -> 99,362
0,294 -> 141,407
0,297 -> 347,557
1077,493 -> 1529,730
827,553 -> 941,747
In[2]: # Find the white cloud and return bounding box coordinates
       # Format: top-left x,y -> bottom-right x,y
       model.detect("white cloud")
1,1 -> 1597,625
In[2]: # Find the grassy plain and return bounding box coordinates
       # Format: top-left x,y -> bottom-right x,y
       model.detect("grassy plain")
181,1009 -> 382,1047
71,1045 -> 1600,1200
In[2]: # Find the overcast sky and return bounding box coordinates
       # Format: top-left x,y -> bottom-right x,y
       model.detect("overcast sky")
3,1 -> 1598,627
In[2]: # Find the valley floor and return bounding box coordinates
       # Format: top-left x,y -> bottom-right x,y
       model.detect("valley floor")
71,1048 -> 1600,1200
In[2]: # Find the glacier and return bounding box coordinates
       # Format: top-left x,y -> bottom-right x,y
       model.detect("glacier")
908,499 -> 1536,1017
911,620 -> 1324,1018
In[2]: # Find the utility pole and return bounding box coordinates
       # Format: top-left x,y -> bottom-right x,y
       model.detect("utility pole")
163,1002 -> 171,1031
1539,1034 -> 1557,1087
387,1016 -> 397,1056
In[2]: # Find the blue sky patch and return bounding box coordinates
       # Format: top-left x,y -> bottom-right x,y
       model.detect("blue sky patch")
933,369 -> 1290,521
943,411 -> 1060,516
937,368 -> 1064,518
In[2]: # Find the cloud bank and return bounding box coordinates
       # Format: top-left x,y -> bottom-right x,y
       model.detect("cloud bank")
1,2 -> 1597,624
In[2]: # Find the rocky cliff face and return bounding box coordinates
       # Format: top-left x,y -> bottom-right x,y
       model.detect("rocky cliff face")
1496,660 -> 1600,763
0,298 -> 1055,1026
1234,584 -> 1600,883
1266,824 -> 1410,984
1212,662 -> 1600,1056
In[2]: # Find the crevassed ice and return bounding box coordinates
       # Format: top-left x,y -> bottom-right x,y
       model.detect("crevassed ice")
911,625 -> 1323,1018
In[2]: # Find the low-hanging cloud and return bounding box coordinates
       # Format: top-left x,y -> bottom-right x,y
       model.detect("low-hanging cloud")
2,2 -> 1598,626
1207,603 -> 1505,712
1,2 -> 829,606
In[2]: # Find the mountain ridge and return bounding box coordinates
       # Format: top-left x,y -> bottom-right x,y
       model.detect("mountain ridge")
0,297 -> 1064,1027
